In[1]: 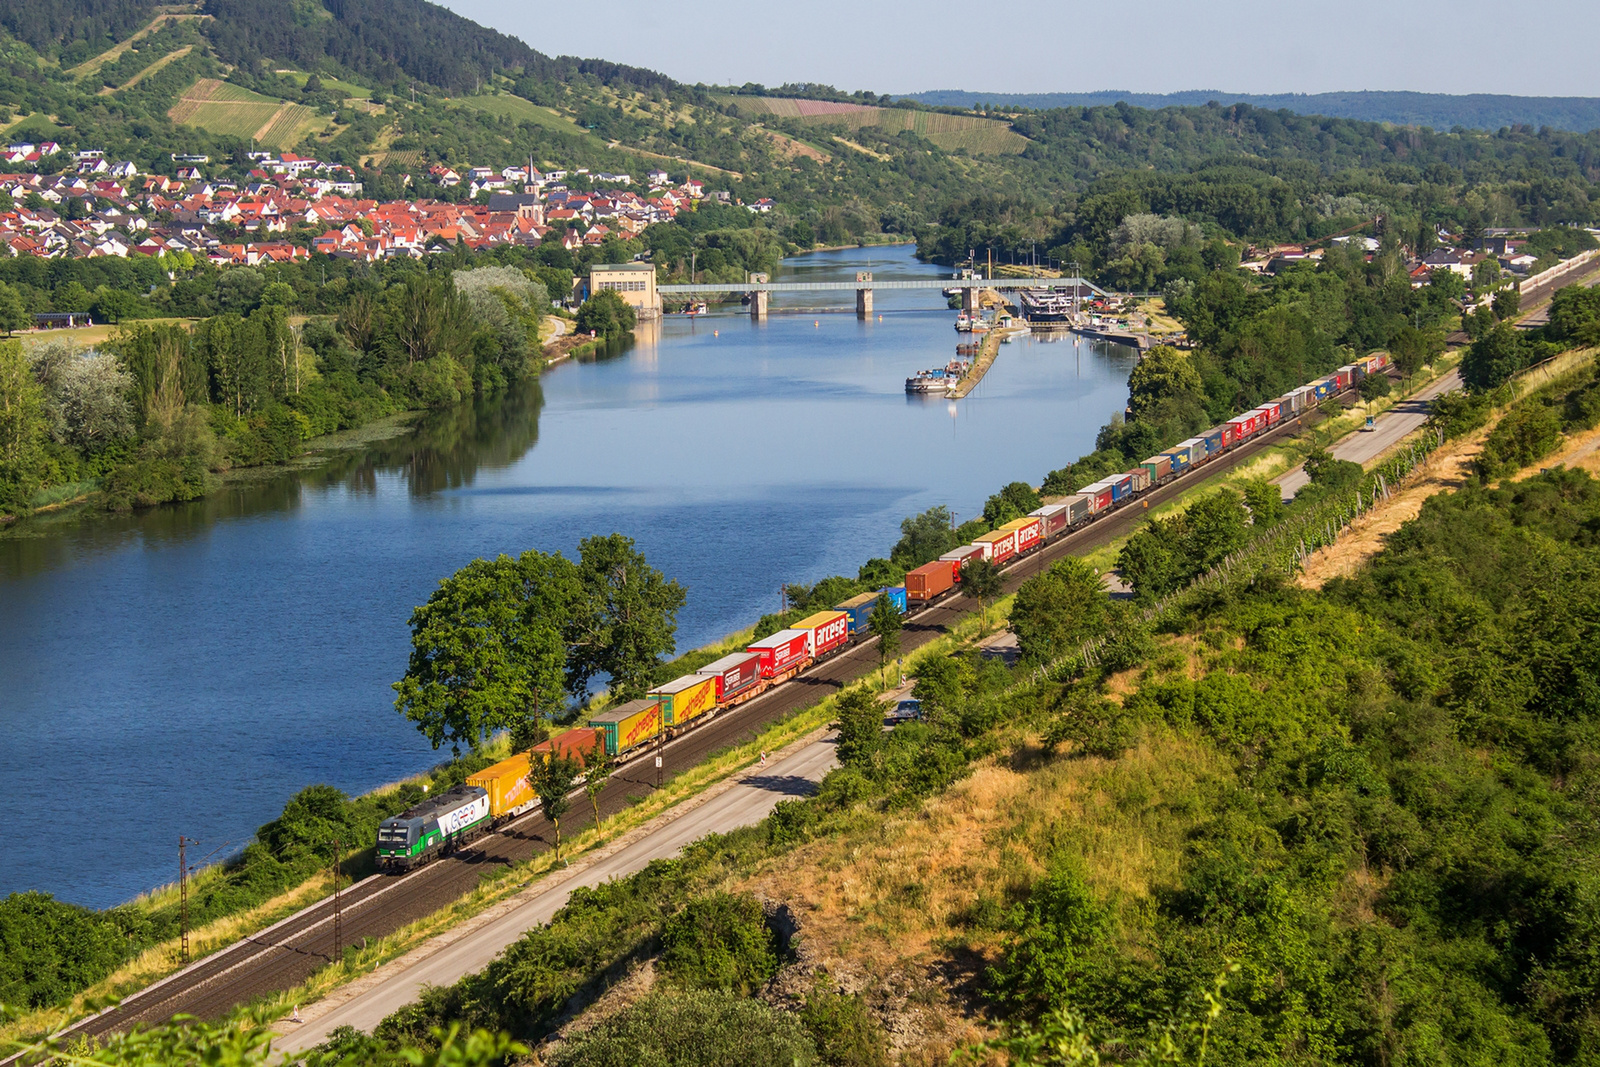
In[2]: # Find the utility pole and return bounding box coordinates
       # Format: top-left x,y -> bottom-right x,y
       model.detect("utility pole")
331,838 -> 342,964
178,835 -> 193,964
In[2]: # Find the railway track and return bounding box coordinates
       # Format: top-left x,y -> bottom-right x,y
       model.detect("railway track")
24,405 -> 1329,1050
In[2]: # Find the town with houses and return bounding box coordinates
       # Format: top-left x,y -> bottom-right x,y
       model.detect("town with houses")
0,139 -> 1569,295
0,143 -> 769,268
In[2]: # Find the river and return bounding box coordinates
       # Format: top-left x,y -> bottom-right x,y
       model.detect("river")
0,246 -> 1134,908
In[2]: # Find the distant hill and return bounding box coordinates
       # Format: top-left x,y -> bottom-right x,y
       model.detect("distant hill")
901,89 -> 1600,133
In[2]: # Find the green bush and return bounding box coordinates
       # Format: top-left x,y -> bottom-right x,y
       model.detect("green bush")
0,893 -> 144,1008
659,892 -> 780,994
547,989 -> 815,1067
1478,401 -> 1563,482
800,982 -> 888,1067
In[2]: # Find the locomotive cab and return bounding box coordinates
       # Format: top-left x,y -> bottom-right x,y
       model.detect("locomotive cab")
376,815 -> 427,870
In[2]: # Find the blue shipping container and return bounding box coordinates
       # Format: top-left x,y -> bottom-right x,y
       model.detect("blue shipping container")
836,587 -> 910,634
1109,473 -> 1134,502
1163,450 -> 1190,475
1202,428 -> 1223,453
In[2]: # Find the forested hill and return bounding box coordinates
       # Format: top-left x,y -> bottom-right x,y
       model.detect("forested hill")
0,0 -> 675,93
904,89 -> 1600,134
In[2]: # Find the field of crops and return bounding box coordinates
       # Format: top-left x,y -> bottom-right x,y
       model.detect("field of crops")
168,78 -> 329,149
724,96 -> 1029,155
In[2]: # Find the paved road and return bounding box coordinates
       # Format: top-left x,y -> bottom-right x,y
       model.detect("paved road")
1276,370 -> 1462,499
272,736 -> 840,1053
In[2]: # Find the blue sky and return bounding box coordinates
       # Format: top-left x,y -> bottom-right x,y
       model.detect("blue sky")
437,0 -> 1599,97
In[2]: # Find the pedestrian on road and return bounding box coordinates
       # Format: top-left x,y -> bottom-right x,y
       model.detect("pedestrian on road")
291,1005 -> 300,1023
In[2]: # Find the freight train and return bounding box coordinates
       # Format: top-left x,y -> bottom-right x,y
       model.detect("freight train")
375,352 -> 1389,872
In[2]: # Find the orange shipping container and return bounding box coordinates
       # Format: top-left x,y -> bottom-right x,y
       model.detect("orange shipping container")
905,560 -> 955,602
532,727 -> 604,768
466,753 -> 534,819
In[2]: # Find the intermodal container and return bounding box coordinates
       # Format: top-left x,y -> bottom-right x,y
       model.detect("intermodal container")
1175,437 -> 1205,465
906,560 -> 956,602
589,698 -> 663,756
467,753 -> 534,818
940,545 -> 985,580
1226,413 -> 1259,439
1140,454 -> 1173,484
1202,428 -> 1224,454
791,610 -> 851,659
1336,365 -> 1357,389
533,727 -> 604,767
1162,449 -> 1190,476
1369,352 -> 1390,372
882,586 -> 908,614
1218,423 -> 1239,449
1000,516 -> 1044,555
748,629 -> 811,677
975,527 -> 1019,565
649,673 -> 719,727
695,651 -> 764,703
1106,472 -> 1134,503
1260,402 -> 1281,426
1031,503 -> 1070,541
1311,377 -> 1335,400
1063,494 -> 1092,526
1080,483 -> 1114,515
1125,467 -> 1152,494
836,591 -> 879,635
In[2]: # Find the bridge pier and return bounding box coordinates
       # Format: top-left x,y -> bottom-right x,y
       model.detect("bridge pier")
749,290 -> 768,320
856,272 -> 873,319
961,286 -> 976,314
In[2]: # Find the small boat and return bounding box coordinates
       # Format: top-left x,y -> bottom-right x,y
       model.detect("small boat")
682,301 -> 708,315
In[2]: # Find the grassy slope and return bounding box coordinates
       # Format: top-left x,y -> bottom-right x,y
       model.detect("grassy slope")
167,76 -> 328,148
721,95 -> 1030,155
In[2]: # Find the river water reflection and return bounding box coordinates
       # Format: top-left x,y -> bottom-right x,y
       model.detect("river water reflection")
0,246 -> 1133,907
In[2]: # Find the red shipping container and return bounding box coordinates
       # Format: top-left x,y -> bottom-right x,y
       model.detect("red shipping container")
1031,505 -> 1069,541
1005,516 -> 1043,554
747,629 -> 811,678
1084,486 -> 1113,514
695,651 -> 763,703
1260,402 -> 1281,426
975,527 -> 1018,566
906,560 -> 956,602
791,610 -> 851,659
940,545 -> 985,580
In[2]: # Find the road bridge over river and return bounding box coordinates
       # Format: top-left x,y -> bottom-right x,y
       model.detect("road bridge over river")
656,273 -> 1110,319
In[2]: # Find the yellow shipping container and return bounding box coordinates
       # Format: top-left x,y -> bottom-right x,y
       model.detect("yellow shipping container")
648,673 -> 720,727
466,753 -> 534,819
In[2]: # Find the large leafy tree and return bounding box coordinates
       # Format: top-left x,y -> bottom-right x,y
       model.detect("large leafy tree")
566,533 -> 687,701
393,555 -> 566,753
1011,558 -> 1108,665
